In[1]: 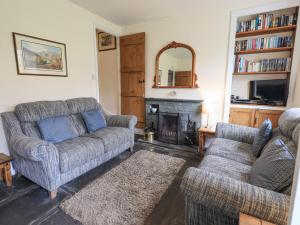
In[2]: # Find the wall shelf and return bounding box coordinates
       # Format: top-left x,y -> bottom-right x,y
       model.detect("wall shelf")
235,47 -> 293,55
236,25 -> 296,38
233,71 -> 290,75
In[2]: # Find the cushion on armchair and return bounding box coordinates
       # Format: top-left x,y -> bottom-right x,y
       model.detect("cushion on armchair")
37,115 -> 78,143
250,138 -> 295,192
82,109 -> 106,133
252,119 -> 272,157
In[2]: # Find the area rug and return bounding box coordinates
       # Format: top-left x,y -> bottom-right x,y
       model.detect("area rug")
61,150 -> 186,225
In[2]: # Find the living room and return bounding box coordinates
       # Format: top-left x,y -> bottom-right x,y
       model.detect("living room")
0,0 -> 300,224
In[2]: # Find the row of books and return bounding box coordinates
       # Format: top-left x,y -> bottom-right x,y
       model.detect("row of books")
235,36 -> 293,52
237,13 -> 297,33
235,57 -> 292,73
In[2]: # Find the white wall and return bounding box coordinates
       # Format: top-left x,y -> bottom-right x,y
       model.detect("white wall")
294,65 -> 300,107
98,44 -> 120,114
122,0 -> 284,127
0,0 -> 121,155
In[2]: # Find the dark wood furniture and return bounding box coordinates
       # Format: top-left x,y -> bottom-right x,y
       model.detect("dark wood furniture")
153,41 -> 198,89
229,107 -> 284,128
239,213 -> 276,225
120,32 -> 145,128
0,153 -> 13,187
198,127 -> 215,156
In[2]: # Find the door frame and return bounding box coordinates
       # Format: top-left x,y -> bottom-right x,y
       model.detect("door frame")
92,22 -> 122,114
223,0 -> 300,122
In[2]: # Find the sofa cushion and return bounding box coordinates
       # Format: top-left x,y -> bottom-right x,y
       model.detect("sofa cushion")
20,122 -> 42,138
199,155 -> 252,182
251,138 -> 295,192
292,123 -> 300,147
82,109 -> 106,132
278,108 -> 300,138
206,138 -> 255,165
38,116 -> 78,144
55,136 -> 105,173
252,119 -> 272,157
86,127 -> 131,153
15,100 -> 69,122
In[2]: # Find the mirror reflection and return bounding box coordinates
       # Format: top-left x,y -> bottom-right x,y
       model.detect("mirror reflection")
158,47 -> 192,87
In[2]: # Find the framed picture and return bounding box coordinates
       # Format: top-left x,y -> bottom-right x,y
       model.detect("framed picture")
13,32 -> 68,77
98,32 -> 116,51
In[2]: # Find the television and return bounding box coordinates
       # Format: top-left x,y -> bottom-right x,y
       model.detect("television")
250,79 -> 288,104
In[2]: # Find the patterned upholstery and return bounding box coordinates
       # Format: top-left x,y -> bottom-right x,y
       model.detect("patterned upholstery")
278,108 -> 300,138
181,168 -> 290,225
85,127 -> 132,153
15,100 -> 69,122
199,155 -> 252,182
182,108 -> 300,225
55,136 -> 105,173
1,98 -> 137,192
216,122 -> 259,144
206,138 -> 255,165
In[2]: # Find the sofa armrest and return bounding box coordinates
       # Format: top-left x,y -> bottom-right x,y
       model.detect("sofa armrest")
216,122 -> 259,144
10,135 -> 58,162
106,115 -> 137,130
181,167 -> 290,225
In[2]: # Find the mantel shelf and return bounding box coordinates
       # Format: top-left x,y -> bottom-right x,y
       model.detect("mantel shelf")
235,47 -> 293,55
233,71 -> 290,75
236,25 -> 296,38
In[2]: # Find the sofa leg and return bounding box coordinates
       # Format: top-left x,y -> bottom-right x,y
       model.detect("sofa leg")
49,190 -> 57,199
130,146 -> 134,152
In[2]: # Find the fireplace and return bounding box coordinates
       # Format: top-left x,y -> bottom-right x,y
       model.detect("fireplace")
145,98 -> 203,145
158,113 -> 181,144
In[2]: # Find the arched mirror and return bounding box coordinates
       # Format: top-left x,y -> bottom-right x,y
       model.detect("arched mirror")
153,41 -> 198,88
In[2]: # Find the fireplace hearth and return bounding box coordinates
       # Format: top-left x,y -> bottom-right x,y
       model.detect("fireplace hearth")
158,113 -> 182,144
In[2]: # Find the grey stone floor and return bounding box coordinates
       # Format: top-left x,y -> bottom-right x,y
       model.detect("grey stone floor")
0,138 -> 201,225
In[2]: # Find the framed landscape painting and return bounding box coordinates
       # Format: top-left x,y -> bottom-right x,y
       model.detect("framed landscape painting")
98,32 -> 116,51
13,32 -> 68,77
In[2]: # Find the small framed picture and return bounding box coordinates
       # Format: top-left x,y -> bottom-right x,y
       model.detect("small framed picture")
13,32 -> 68,77
98,32 -> 116,51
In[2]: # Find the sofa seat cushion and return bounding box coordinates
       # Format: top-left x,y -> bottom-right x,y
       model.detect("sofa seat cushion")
205,138 -> 255,165
55,136 -> 105,173
199,155 -> 252,182
86,127 -> 131,153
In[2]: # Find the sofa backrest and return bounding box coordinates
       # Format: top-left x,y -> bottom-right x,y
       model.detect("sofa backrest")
66,97 -> 103,135
15,100 -> 70,138
12,97 -> 103,138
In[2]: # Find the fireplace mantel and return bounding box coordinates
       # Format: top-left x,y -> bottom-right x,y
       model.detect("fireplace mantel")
145,98 -> 203,103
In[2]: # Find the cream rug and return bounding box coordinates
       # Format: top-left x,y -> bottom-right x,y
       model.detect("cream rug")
61,150 -> 186,225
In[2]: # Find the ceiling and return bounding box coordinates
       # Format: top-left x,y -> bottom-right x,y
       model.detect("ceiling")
69,0 -> 271,26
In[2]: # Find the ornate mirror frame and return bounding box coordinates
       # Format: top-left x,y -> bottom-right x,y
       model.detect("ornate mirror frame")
153,41 -> 198,88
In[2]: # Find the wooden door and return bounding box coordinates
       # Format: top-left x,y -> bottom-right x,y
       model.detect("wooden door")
120,32 -> 145,128
254,109 -> 283,128
229,107 -> 256,127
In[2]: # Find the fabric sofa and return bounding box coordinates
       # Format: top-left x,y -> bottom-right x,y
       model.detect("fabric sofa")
181,108 -> 300,225
1,97 -> 137,197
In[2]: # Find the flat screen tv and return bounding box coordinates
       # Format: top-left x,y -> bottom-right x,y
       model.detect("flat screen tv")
250,79 -> 288,103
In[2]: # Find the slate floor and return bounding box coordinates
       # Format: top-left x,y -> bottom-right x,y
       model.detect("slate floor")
0,139 -> 201,225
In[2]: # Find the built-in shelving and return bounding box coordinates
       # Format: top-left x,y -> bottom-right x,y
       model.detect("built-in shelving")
236,25 -> 296,38
235,47 -> 293,55
233,71 -> 290,75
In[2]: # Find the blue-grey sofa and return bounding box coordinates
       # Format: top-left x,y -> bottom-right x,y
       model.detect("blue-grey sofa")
181,108 -> 300,225
1,97 -> 137,198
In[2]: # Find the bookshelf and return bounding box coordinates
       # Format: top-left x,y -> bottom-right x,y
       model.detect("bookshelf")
231,6 -> 299,109
236,25 -> 296,37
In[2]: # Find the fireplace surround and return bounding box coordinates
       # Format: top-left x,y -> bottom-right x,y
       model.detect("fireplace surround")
145,98 -> 203,145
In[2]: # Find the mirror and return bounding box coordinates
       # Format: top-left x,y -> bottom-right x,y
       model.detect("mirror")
153,42 -> 198,88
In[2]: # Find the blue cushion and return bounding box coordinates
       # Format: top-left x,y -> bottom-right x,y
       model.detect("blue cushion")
81,109 -> 106,133
37,116 -> 78,143
251,138 -> 295,192
252,119 -> 272,157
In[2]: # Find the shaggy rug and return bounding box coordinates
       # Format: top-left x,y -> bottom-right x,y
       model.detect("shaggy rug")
61,150 -> 186,225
